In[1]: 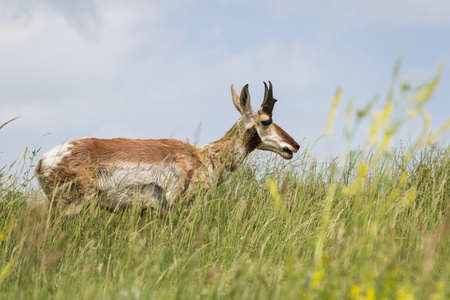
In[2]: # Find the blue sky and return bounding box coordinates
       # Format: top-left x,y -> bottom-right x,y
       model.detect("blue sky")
1,0 -> 450,170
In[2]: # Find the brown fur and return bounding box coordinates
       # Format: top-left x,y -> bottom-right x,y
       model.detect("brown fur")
38,138 -> 203,206
273,123 -> 298,146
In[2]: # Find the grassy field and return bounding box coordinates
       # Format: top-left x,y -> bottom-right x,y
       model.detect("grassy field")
1,70 -> 449,299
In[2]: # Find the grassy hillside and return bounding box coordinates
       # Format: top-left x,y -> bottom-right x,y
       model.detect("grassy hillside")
1,69 -> 449,299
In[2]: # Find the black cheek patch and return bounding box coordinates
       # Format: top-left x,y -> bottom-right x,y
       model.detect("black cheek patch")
260,119 -> 273,126
244,127 -> 262,153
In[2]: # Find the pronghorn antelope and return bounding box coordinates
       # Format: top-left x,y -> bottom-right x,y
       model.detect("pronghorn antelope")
35,82 -> 299,214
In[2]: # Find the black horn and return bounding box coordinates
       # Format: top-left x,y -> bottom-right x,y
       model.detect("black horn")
261,81 -> 277,115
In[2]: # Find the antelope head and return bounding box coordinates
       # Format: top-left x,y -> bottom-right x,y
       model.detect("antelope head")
231,81 -> 300,159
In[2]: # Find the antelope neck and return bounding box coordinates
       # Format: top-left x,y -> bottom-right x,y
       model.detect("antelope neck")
201,119 -> 261,182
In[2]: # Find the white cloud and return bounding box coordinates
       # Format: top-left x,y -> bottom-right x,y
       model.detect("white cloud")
272,0 -> 450,28
351,0 -> 450,28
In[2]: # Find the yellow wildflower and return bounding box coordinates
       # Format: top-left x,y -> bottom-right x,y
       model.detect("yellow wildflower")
408,108 -> 418,118
381,130 -> 393,150
381,101 -> 393,123
396,287 -> 416,300
311,267 -> 324,289
369,111 -> 382,144
411,69 -> 441,105
365,285 -> 376,300
343,163 -> 369,196
0,215 -> 14,242
326,88 -> 342,140
403,187 -> 417,207
268,179 -> 287,214
349,284 -> 360,299
0,260 -> 17,281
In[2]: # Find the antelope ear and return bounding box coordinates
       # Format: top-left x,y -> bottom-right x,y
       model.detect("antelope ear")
239,84 -> 253,116
231,85 -> 244,115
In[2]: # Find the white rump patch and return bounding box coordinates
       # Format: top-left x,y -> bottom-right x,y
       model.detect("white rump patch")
38,142 -> 72,177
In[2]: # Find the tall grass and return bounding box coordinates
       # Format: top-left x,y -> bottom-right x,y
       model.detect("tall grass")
1,68 -> 449,299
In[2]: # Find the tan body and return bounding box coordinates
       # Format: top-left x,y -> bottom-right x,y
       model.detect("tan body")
35,82 -> 299,213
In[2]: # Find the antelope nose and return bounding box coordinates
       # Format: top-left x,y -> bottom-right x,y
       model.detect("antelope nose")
294,142 -> 300,152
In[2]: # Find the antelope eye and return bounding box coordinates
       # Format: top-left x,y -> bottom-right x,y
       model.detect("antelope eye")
260,120 -> 272,126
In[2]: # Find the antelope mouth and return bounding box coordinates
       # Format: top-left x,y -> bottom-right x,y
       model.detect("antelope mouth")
281,147 -> 294,159
283,147 -> 293,156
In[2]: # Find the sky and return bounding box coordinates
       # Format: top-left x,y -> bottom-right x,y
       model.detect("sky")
1,0 -> 450,172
